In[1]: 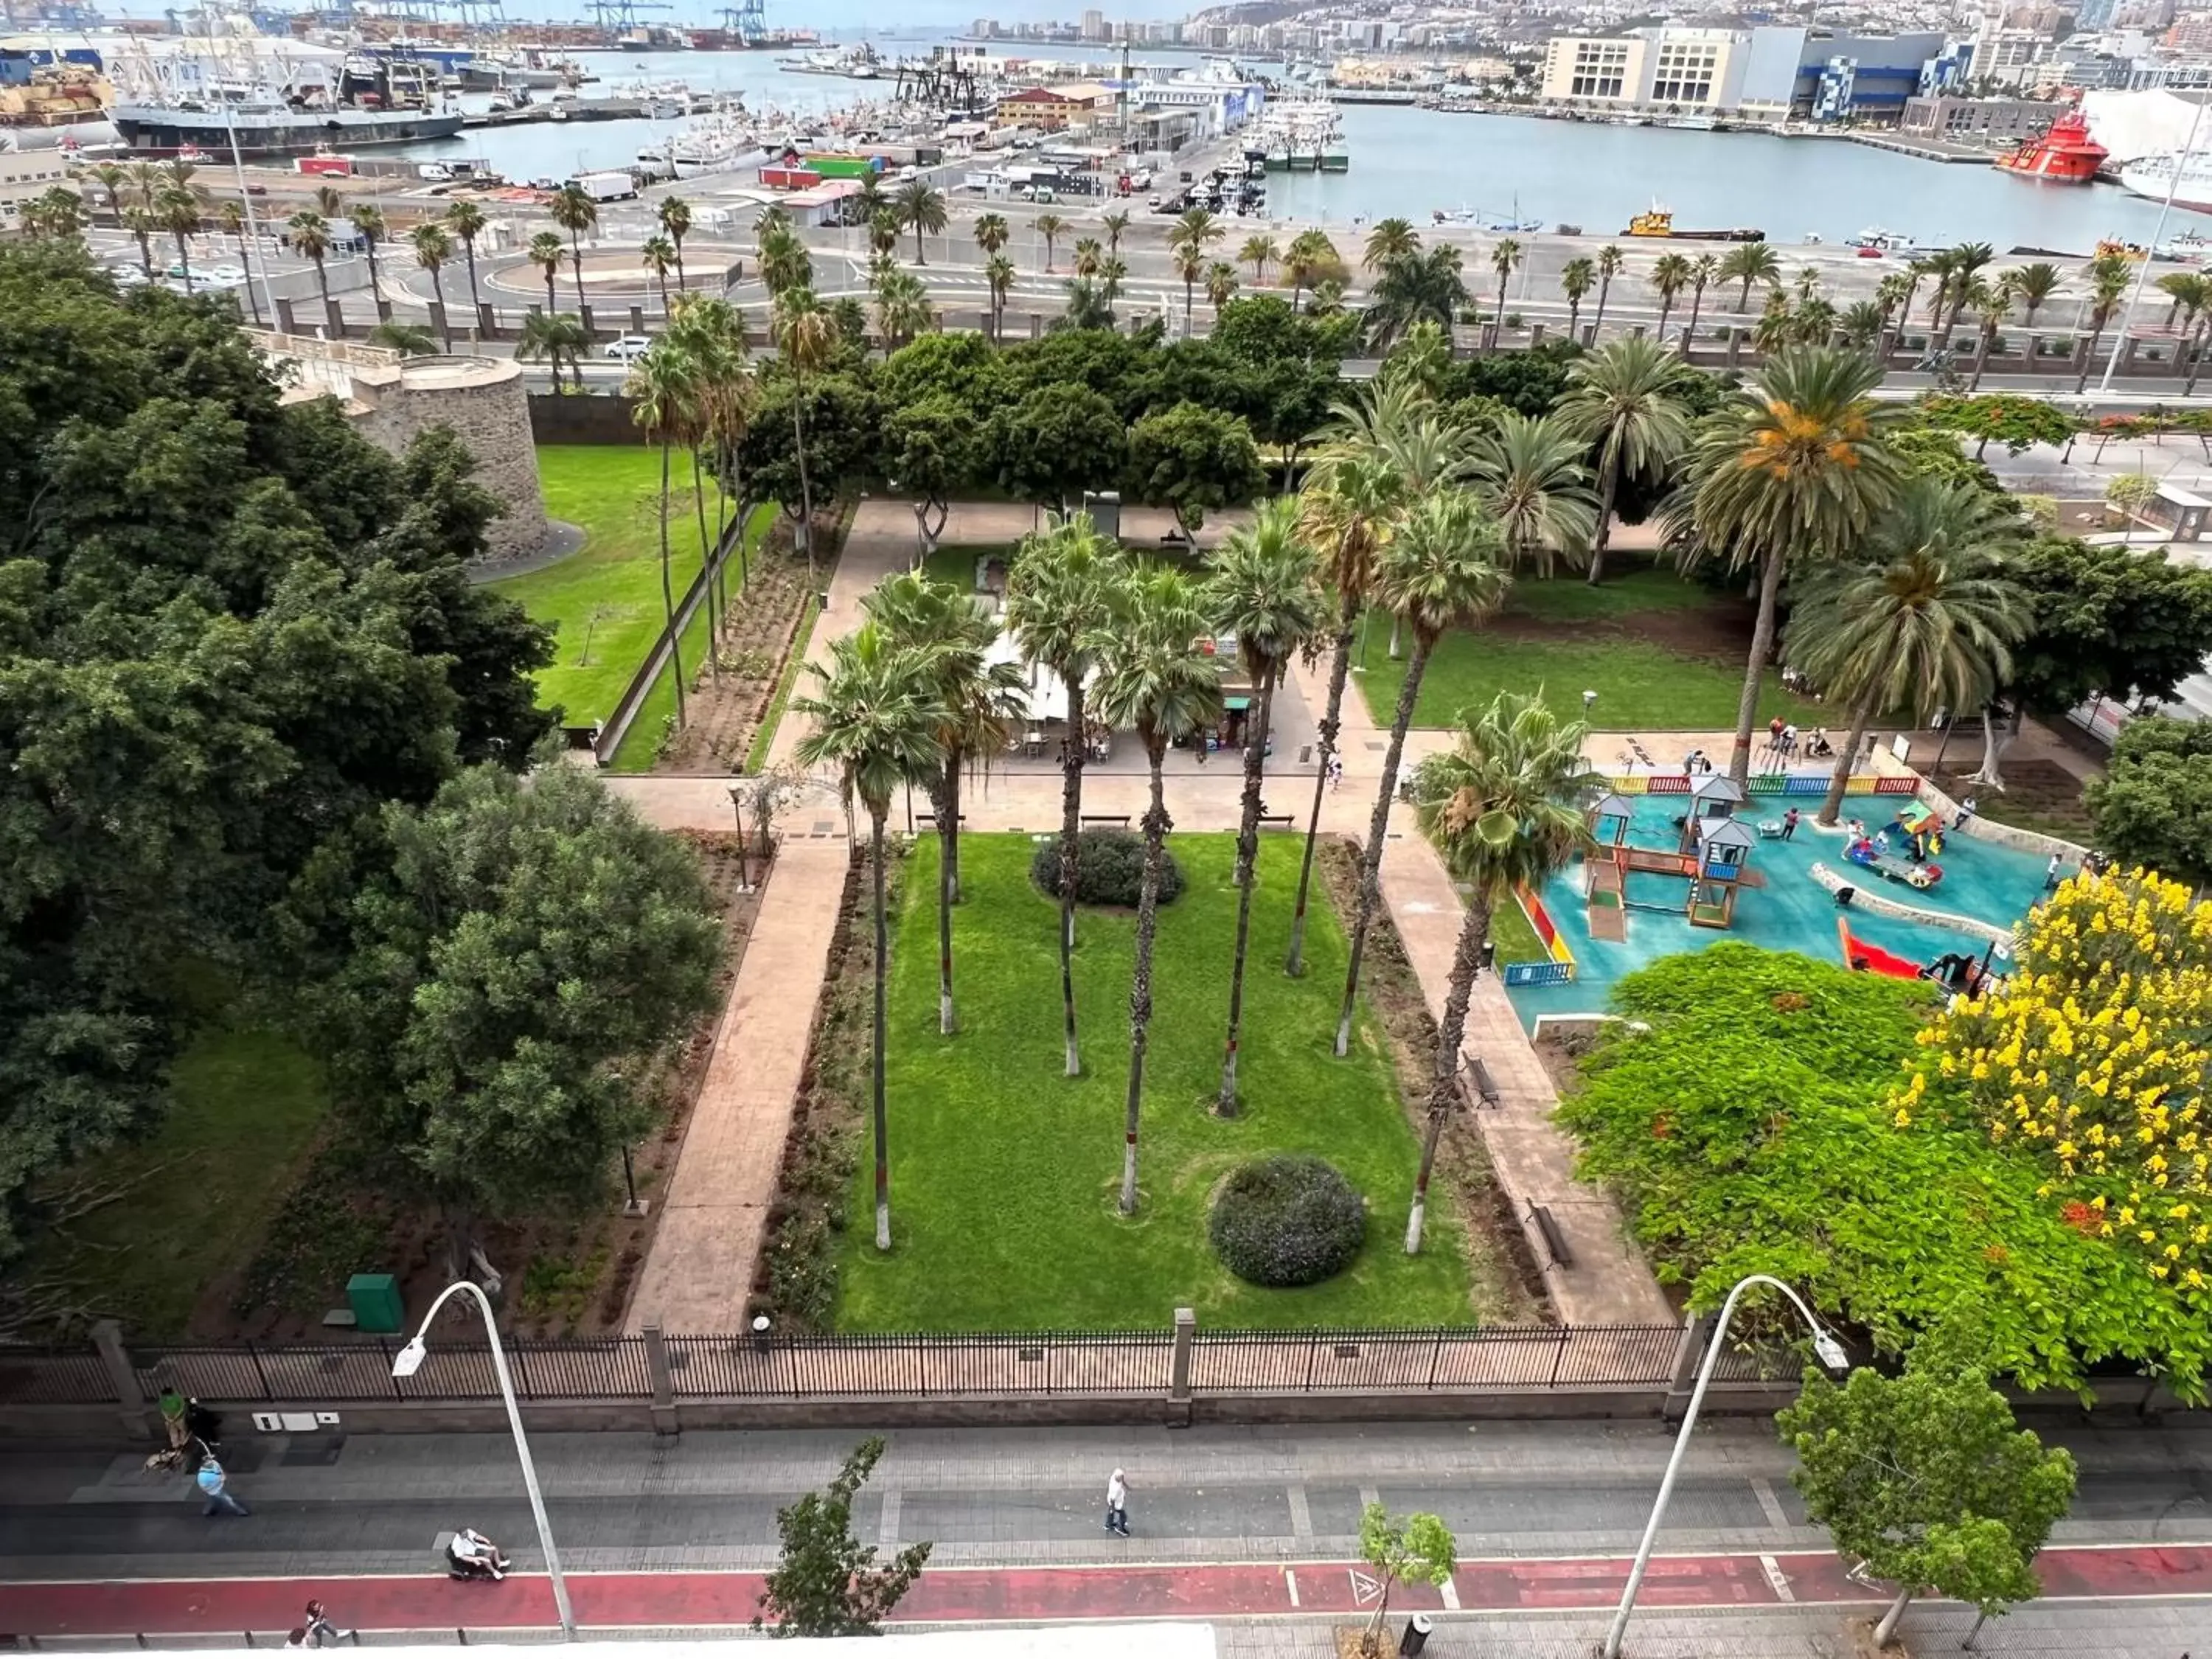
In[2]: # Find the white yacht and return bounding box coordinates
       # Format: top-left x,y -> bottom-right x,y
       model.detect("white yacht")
2120,150 -> 2212,212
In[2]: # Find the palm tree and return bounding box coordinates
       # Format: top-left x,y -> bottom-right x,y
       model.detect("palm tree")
88,161 -> 128,219
1091,568 -> 1224,1214
122,204 -> 157,282
757,225 -> 812,297
1682,252 -> 1719,349
1839,300 -> 1887,351
410,222 -> 455,349
865,571 -> 1025,1034
1005,514 -> 1130,1077
1035,211 -> 1066,272
1335,488 -> 1510,1057
656,193 -> 692,292
365,321 -> 439,355
1206,260 -> 1238,312
874,268 -> 933,347
1061,277 -> 1116,331
1968,282 -> 2016,391
1792,294 -> 1837,348
894,176 -> 947,265
1099,255 -> 1128,305
1559,255 -> 1595,338
1168,205 -> 1225,268
793,622 -> 947,1253
2076,254 -> 2132,393
517,310 -> 590,392
1072,235 -> 1104,279
311,183 -> 343,219
1283,229 -> 1338,312
547,182 -> 599,316
1405,692 -> 1594,1251
1364,244 -> 1468,349
156,185 -> 201,293
1896,255 -> 1936,338
1102,208 -> 1131,257
850,174 -> 890,229
1875,271 -> 1911,332
1946,240 -> 1995,329
1787,479 -> 2031,826
1753,289 -> 1795,355
973,210 -> 1009,259
773,286 -> 838,585
1650,251 -> 1692,342
1467,411 -> 1597,577
2006,260 -> 2059,327
641,232 -> 678,315
1716,243 -> 1780,314
1363,215 -> 1420,273
1174,243 -> 1204,322
347,203 -> 386,302
627,341 -> 702,731
1206,498 -> 1323,1114
1557,336 -> 1695,585
526,230 -> 566,314
1486,237 -> 1522,351
288,209 -> 333,308
1682,345 -> 1904,784
1795,264 -> 1823,307
1241,232 -> 1277,285
984,253 -> 1015,340
215,198 -> 260,324
1587,243 -> 1627,338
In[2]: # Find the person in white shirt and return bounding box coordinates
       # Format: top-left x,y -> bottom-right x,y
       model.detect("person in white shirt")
1105,1468 -> 1130,1537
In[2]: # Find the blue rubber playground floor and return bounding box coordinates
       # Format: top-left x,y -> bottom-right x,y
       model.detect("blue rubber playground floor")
1504,794 -> 2062,1029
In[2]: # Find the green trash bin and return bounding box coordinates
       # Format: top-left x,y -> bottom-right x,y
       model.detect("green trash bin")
347,1273 -> 405,1335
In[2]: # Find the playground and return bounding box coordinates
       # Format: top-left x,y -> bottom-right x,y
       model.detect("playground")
1501,778 -> 2065,1029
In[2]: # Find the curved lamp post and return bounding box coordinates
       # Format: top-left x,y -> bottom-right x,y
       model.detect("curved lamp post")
392,1280 -> 577,1640
1603,1273 -> 1848,1659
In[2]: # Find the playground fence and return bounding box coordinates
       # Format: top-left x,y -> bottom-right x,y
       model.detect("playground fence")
1607,772 -> 1916,797
1503,884 -> 1576,986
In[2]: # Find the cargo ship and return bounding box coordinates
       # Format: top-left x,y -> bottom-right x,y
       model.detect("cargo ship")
1624,209 -> 1763,242
1993,108 -> 2106,182
111,96 -> 463,156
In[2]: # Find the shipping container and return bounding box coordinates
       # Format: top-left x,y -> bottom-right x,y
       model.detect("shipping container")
760,165 -> 822,189
572,170 -> 638,202
296,154 -> 353,176
802,153 -> 882,179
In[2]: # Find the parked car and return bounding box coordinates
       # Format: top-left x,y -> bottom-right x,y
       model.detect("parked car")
603,334 -> 653,362
108,263 -> 147,287
205,263 -> 248,285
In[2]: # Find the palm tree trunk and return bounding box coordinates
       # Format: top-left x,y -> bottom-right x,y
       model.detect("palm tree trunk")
657,441 -> 689,729
1121,745 -> 1170,1215
791,379 -> 817,591
1685,285 -> 1705,349
1587,447 -> 1620,586
1873,1586 -> 1913,1649
235,234 -> 262,324
2189,316 -> 2209,393
673,240 -> 686,293
543,271 -> 556,316
1593,276 -> 1610,336
1728,545 -> 1783,785
1218,672 -> 1276,1116
1491,275 -> 1509,351
690,452 -> 720,684
463,241 -> 480,329
1287,625 -> 1354,976
936,770 -> 956,1036
1409,886 -> 1491,1254
568,230 -> 588,321
869,807 -> 892,1251
2076,326 -> 2104,394
1818,695 -> 1877,826
429,269 -> 452,351
363,241 -> 378,304
314,257 -> 330,308
1336,640 -> 1430,1057
1656,300 -> 1672,341
1969,706 -> 2011,790
1057,675 -> 1087,1077
944,753 -> 964,902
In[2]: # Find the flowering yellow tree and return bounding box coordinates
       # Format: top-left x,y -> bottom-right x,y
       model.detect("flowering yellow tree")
1896,869 -> 2212,1307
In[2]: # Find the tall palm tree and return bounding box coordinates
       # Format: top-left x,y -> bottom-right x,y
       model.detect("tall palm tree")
627,341 -> 701,731
1241,232 -> 1277,285
1650,251 -> 1692,343
1363,243 -> 1468,349
973,209 -> 1009,260
894,176 -> 947,265
1467,411 -> 1597,577
874,267 -> 933,347
1174,243 -> 1204,323
1792,293 -> 1837,348
793,622 -> 947,1253
757,224 -> 812,297
1072,235 -> 1104,279
1091,568 -> 1224,1214
522,229 -> 563,313
410,222 -> 454,349
1968,282 -> 2016,391
1335,488 -> 1510,1057
1559,255 -> 1595,338
1557,335 -> 1695,584
547,182 -> 599,316
1591,243 -> 1624,336
288,209 -> 332,308
2006,260 -> 2059,327
641,232 -> 678,316
1753,289 -> 1795,355
656,193 -> 692,292
984,253 -> 1015,340
517,310 -> 590,391
365,321 -> 439,356
121,204 -> 156,281
1363,215 -> 1420,273
1719,240 -> 1781,313
1206,499 -> 1323,1113
1874,271 -> 1912,333
1486,237 -> 1522,351
156,185 -> 201,293
865,571 -> 1025,1034
311,183 -> 343,218
1206,260 -> 1238,312
1839,300 -> 1887,351
1682,252 -> 1718,349
1283,228 -> 1338,313
88,161 -> 128,219
1005,514 -> 1130,1077
1945,240 -> 1995,330
2076,254 -> 2133,394
1102,208 -> 1131,257
347,203 -> 386,302
1681,345 -> 1904,783
1168,205 -> 1225,269
214,198 -> 260,324
1405,695 -> 1594,1252
1786,479 -> 2031,825
1035,211 -> 1066,272
773,286 -> 838,586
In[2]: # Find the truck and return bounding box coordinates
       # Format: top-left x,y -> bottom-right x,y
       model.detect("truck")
572,170 -> 638,203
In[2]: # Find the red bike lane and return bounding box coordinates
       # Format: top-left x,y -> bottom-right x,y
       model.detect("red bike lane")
0,1546 -> 2202,1638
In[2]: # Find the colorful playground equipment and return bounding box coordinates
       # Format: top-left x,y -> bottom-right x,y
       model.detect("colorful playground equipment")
1843,802 -> 1950,891
1584,782 -> 1761,933
1837,917 -> 2004,995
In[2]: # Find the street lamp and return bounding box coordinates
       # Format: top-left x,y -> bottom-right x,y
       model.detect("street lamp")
1603,1273 -> 1846,1659
392,1280 -> 577,1640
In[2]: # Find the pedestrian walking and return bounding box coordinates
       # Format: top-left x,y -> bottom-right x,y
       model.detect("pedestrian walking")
1768,715 -> 1786,745
195,1454 -> 249,1517
1780,723 -> 1798,757
304,1601 -> 351,1647
1105,1467 -> 1130,1537
2046,852 -> 2065,890
1781,807 -> 1800,841
1326,753 -> 1343,791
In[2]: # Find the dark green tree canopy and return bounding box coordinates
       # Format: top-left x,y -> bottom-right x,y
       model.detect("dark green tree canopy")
2004,536 -> 2212,716
2085,715 -> 2212,887
1124,400 -> 1267,533
993,383 -> 1128,509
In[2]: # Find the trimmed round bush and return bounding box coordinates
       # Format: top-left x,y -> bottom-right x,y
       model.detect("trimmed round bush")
1030,827 -> 1185,908
1208,1155 -> 1367,1288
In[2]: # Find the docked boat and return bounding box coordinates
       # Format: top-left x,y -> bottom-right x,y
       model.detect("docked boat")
1624,209 -> 1762,242
2119,149 -> 2212,212
640,115 -> 764,176
112,97 -> 463,156
1994,108 -> 2107,182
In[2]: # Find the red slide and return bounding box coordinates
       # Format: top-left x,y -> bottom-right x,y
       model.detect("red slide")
1837,918 -> 1921,980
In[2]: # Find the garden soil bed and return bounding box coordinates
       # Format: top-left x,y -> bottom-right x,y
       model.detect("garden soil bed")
1928,757 -> 2096,844
202,831 -> 774,1341
1488,593 -> 1766,668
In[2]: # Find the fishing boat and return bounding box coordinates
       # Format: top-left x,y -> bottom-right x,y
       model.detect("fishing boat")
1993,107 -> 2107,182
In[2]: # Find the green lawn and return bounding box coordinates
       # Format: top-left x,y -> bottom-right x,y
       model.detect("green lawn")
492,446 -> 744,728
23,1025 -> 328,1338
1487,890 -> 1548,964
835,833 -> 1478,1332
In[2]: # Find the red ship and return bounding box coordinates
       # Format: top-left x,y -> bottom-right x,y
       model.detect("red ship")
1994,108 -> 2107,182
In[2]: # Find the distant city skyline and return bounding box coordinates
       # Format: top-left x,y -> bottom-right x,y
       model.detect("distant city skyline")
94,0 -> 1192,26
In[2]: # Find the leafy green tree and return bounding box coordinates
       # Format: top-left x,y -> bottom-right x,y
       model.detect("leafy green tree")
884,392 -> 987,560
298,764 -> 723,1280
1407,693 -> 1592,1252
793,623 -> 947,1251
754,1438 -> 931,1637
1778,1317 -> 2078,1649
771,286 -> 839,580
1557,336 -> 1695,584
2085,716 -> 2212,887
994,383 -> 1127,513
1467,410 -> 1596,577
1124,400 -> 1266,535
1337,489 -> 1510,1057
1355,1504 -> 1457,1658
1913,394 -> 2077,459
1092,569 -> 1223,1214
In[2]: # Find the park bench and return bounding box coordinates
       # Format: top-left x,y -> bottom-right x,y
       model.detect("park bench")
1526,1203 -> 1573,1270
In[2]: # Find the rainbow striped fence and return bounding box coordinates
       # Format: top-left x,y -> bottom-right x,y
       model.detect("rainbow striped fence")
1502,884 -> 1576,988
1604,772 -> 1921,797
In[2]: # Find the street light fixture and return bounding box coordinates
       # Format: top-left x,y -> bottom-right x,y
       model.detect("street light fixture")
392,1279 -> 577,1640
1604,1273 -> 1846,1659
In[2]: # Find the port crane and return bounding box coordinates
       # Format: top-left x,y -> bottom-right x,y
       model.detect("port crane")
585,0 -> 671,27
716,0 -> 765,39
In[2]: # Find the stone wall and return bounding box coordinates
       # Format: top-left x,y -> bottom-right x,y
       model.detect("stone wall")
528,390 -> 642,446
350,355 -> 549,562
